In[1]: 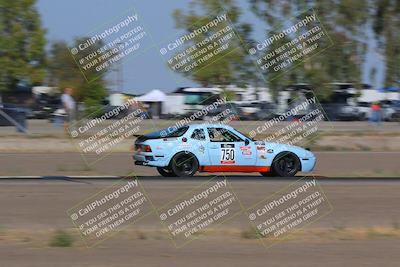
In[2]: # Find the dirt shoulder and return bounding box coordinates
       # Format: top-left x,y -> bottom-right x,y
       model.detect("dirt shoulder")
1,120 -> 400,153
1,134 -> 400,152
1,238 -> 399,267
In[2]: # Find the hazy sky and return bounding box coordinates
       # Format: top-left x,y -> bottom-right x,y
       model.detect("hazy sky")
36,0 -> 384,95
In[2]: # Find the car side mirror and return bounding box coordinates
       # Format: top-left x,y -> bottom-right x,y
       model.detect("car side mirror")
245,139 -> 250,146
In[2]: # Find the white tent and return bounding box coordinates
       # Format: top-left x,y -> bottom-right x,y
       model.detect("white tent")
136,89 -> 166,102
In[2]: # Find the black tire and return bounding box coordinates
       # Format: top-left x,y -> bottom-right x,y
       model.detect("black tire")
271,152 -> 301,177
170,152 -> 199,177
156,167 -> 176,177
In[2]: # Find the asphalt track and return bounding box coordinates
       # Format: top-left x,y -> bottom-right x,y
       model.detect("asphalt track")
0,177 -> 399,266
1,151 -> 399,177
1,177 -> 399,228
1,175 -> 400,180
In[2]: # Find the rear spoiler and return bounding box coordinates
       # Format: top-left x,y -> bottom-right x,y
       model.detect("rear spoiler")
134,134 -> 155,142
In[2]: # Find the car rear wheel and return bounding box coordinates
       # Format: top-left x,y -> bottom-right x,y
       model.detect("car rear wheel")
156,167 -> 176,177
272,152 -> 300,177
170,152 -> 199,177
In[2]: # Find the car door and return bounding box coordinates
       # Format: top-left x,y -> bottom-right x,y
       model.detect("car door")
188,127 -> 209,166
206,127 -> 256,166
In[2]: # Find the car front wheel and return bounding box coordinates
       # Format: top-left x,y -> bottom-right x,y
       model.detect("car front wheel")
272,152 -> 301,177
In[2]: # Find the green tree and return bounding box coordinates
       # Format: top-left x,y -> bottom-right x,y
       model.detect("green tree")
372,0 -> 400,87
173,0 -> 259,89
250,0 -> 368,99
0,0 -> 46,92
48,40 -> 108,116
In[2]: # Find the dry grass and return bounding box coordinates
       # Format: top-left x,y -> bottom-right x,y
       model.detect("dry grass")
0,226 -> 399,248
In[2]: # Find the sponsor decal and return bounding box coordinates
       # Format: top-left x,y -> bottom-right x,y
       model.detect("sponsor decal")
163,138 -> 178,141
258,146 -> 266,156
267,149 -> 274,153
199,145 -> 205,154
220,144 -> 235,164
178,143 -> 192,148
240,146 -> 252,158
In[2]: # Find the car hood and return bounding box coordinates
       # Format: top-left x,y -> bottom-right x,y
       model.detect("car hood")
262,141 -> 314,159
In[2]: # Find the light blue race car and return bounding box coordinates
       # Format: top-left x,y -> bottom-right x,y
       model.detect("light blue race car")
133,124 -> 316,177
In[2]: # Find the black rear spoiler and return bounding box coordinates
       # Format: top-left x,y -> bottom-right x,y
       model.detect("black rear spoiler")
134,134 -> 160,142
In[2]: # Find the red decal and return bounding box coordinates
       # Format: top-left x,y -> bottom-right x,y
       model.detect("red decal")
199,166 -> 270,172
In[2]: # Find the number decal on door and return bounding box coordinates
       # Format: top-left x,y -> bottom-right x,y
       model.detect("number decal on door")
220,144 -> 235,164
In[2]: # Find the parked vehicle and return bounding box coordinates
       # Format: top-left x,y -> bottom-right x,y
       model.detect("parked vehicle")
31,93 -> 62,119
356,101 -> 396,121
255,102 -> 278,120
390,100 -> 400,121
184,102 -> 241,122
380,100 -> 396,121
236,102 -> 259,120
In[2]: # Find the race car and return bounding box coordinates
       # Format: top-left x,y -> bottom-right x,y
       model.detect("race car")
133,124 -> 316,177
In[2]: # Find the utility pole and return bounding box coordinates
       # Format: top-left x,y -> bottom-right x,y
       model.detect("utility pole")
115,42 -> 123,94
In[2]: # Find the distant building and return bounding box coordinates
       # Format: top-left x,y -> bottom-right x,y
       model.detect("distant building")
161,86 -> 273,116
358,87 -> 399,102
108,92 -> 138,106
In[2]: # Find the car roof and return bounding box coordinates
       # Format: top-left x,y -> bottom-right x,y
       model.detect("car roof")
188,123 -> 234,129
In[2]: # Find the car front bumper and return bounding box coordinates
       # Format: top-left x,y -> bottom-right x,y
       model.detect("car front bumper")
300,156 -> 316,172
